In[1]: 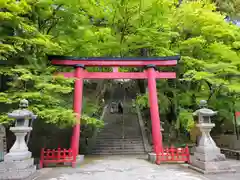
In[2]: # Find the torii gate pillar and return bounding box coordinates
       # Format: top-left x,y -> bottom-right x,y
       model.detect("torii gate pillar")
71,64 -> 84,167
146,65 -> 163,157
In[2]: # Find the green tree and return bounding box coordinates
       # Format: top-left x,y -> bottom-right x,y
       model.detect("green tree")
1,0 -> 240,144
175,1 -> 240,130
0,0 -> 103,128
131,0 -> 240,136
213,0 -> 240,19
62,0 -> 240,136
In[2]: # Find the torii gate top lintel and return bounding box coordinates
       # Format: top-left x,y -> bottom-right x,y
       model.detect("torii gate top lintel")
48,55 -> 180,79
48,55 -> 180,67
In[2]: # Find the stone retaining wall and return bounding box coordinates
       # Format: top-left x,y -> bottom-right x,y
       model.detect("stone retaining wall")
213,135 -> 240,149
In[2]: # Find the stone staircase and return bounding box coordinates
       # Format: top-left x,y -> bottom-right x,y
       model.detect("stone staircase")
91,103 -> 146,155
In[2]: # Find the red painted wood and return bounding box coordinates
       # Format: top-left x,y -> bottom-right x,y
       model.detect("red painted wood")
112,67 -> 119,72
71,67 -> 84,168
56,72 -> 176,79
49,55 -> 179,168
39,148 -> 76,168
236,112 -> 240,117
155,146 -> 190,164
146,67 -> 163,165
51,59 -> 177,67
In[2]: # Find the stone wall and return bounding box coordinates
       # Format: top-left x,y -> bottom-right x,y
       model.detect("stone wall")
213,134 -> 240,149
28,120 -> 73,157
0,125 -> 6,161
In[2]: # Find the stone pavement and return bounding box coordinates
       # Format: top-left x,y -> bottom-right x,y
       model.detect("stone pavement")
35,156 -> 240,180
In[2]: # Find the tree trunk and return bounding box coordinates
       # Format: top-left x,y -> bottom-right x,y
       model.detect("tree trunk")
137,80 -> 146,94
136,48 -> 149,94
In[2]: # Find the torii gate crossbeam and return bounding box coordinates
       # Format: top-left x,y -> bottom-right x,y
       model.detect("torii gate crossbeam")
57,71 -> 176,79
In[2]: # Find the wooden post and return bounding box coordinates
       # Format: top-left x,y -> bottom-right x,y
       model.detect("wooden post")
146,65 -> 163,164
71,64 -> 84,168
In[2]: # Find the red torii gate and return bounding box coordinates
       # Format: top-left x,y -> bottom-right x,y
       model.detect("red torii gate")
48,55 -> 180,165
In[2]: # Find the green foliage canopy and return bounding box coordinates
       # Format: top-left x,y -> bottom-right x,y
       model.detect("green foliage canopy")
0,0 -> 239,132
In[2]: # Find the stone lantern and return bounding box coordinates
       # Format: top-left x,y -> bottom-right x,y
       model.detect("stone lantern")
0,99 -> 37,180
192,100 -> 218,147
190,100 -> 235,174
5,99 -> 37,161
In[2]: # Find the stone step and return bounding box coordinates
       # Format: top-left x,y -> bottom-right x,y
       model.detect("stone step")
98,130 -> 141,133
91,148 -> 145,152
96,136 -> 142,139
95,143 -> 143,146
95,140 -> 143,144
98,129 -> 140,132
92,146 -> 145,150
102,122 -> 140,125
103,120 -> 139,122
93,147 -> 145,152
99,126 -> 140,129
98,132 -> 141,134
103,119 -> 139,122
97,131 -> 123,133
91,151 -> 145,155
97,134 -> 142,137
94,144 -> 144,148
97,137 -> 142,139
95,137 -> 142,140
91,152 -> 145,155
91,101 -> 146,155
98,132 -> 141,135
103,123 -> 139,125
100,125 -> 140,129
94,142 -> 143,145
96,137 -> 142,140
97,136 -> 142,138
93,140 -> 145,148
99,131 -> 140,133
95,138 -> 143,142
97,132 -> 141,135
93,146 -> 144,150
97,132 -> 141,134
102,117 -> 125,120
95,138 -> 143,141
93,143 -> 144,147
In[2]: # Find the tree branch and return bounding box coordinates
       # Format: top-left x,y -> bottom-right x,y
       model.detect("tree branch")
46,18 -> 62,34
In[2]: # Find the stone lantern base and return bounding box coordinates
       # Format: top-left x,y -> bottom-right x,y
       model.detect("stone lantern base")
189,156 -> 236,174
0,127 -> 36,180
189,123 -> 235,174
0,159 -> 36,180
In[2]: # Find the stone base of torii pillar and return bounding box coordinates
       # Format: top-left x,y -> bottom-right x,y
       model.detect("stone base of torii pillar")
148,123 -> 164,163
189,123 -> 235,174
